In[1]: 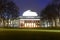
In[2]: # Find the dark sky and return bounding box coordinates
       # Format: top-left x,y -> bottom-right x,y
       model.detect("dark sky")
13,0 -> 52,16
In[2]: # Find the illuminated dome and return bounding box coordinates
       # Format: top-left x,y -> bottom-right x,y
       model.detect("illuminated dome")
22,10 -> 38,16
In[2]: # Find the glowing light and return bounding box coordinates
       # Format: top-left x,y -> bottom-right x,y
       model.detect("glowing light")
24,23 -> 38,28
25,23 -> 26,27
22,10 -> 38,16
34,23 -> 36,27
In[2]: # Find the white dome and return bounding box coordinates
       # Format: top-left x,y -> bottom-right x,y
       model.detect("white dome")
22,10 -> 38,16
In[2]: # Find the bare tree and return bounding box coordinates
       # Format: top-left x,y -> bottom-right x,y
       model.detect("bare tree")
0,0 -> 19,27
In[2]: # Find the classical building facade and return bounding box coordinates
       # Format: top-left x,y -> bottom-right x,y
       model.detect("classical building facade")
19,16 -> 40,28
1,10 -> 60,28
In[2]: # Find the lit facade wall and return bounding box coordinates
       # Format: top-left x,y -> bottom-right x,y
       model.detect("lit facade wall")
19,16 -> 40,28
20,19 -> 40,28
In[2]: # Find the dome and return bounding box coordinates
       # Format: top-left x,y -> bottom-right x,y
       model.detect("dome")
22,10 -> 38,16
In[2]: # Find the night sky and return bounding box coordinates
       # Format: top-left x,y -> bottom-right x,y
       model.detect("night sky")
13,0 -> 52,16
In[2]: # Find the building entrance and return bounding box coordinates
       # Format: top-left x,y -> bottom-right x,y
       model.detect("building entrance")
20,19 -> 40,28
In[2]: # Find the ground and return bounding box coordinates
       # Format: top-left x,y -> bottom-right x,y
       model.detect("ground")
0,28 -> 60,40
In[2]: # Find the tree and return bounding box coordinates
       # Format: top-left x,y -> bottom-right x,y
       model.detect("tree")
52,0 -> 60,27
0,0 -> 19,27
40,0 -> 60,27
52,0 -> 60,16
40,4 -> 58,27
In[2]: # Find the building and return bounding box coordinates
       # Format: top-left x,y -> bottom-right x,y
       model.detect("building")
7,10 -> 41,28
3,10 -> 60,28
19,10 -> 40,28
19,16 -> 40,28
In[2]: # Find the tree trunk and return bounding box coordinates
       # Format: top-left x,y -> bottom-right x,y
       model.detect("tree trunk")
47,21 -> 48,27
7,19 -> 9,27
52,19 -> 53,27
59,17 -> 60,26
55,19 -> 57,27
52,18 -> 55,27
3,19 -> 5,27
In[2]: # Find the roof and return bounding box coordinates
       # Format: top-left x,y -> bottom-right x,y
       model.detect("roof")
19,16 -> 40,19
22,10 -> 38,16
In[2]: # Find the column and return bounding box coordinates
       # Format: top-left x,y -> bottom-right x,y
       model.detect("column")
33,21 -> 35,28
33,21 -> 34,27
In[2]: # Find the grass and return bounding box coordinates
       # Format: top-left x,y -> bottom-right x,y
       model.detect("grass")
0,28 -> 60,32
0,28 -> 60,40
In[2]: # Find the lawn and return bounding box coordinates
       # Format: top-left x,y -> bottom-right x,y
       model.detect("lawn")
0,28 -> 60,40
